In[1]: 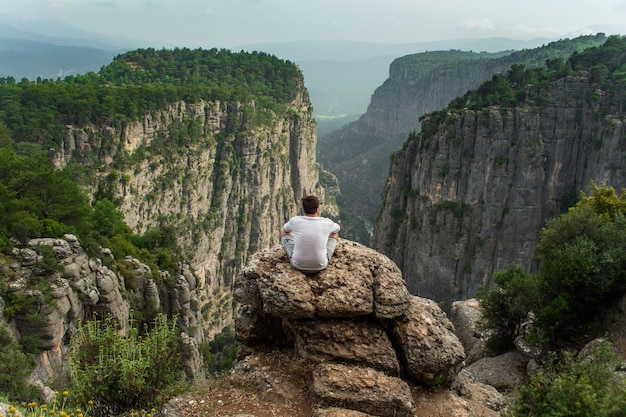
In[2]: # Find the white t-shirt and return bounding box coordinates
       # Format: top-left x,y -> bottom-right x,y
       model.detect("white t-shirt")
282,215 -> 340,271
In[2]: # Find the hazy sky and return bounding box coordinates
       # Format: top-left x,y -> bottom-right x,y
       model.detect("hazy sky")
4,0 -> 626,48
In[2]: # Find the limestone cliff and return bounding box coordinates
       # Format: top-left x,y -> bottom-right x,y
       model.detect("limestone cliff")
317,35 -> 607,242
373,75 -> 626,309
1,235 -> 202,381
48,79 -> 334,338
2,86 -> 333,376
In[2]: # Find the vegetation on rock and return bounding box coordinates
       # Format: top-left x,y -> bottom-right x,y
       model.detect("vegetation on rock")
70,313 -> 183,414
478,183 -> 626,351
505,341 -> 626,417
442,35 -> 626,113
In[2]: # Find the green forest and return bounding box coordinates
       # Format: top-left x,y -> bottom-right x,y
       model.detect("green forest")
456,35 -> 626,110
0,46 -> 304,266
0,47 -> 302,153
0,48 -> 306,320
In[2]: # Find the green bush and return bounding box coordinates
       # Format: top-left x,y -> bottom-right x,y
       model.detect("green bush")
480,183 -> 626,350
534,184 -> 626,346
70,313 -> 184,414
476,264 -> 541,354
0,325 -> 41,402
505,341 -> 626,416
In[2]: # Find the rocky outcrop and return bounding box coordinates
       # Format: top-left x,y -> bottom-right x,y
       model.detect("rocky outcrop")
0,235 -> 205,382
450,299 -> 488,365
233,240 -> 467,416
373,75 -> 626,309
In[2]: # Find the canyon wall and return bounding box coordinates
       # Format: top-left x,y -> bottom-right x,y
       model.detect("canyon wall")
373,76 -> 626,310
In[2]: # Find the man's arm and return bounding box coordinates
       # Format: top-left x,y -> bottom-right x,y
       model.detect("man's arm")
280,219 -> 294,238
328,221 -> 340,239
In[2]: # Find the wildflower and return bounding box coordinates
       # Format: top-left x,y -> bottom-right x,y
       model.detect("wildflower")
63,391 -> 69,397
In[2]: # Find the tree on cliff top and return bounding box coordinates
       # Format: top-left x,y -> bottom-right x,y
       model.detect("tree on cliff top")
443,35 -> 626,114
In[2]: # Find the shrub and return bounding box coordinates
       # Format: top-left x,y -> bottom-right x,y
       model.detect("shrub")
70,313 -> 184,414
505,341 -> 626,416
481,183 -> 626,350
0,325 -> 41,402
476,264 -> 541,354
534,184 -> 626,346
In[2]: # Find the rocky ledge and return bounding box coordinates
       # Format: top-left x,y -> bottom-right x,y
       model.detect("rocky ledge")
232,239 -> 466,417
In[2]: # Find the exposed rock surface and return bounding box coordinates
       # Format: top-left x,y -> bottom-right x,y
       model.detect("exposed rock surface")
312,363 -> 415,417
450,299 -> 488,365
160,296 -> 626,417
49,76 -> 336,341
374,75 -> 626,309
233,240 -> 469,416
0,235 -> 205,382
318,36 -> 606,239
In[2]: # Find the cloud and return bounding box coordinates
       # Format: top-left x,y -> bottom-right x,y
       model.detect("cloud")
461,18 -> 495,32
512,24 -> 574,38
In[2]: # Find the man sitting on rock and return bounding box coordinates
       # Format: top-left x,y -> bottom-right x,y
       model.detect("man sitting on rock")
280,195 -> 340,272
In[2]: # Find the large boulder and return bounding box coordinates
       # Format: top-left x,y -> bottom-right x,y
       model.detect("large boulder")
450,298 -> 488,365
312,363 -> 415,417
233,239 -> 466,416
393,296 -> 466,385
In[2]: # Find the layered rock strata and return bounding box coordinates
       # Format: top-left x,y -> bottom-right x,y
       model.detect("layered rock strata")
44,76 -> 337,347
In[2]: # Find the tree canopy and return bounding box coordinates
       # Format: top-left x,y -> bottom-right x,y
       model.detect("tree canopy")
0,47 -> 302,152
442,35 -> 626,112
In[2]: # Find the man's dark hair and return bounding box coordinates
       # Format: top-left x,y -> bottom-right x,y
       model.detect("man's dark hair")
302,195 -> 319,214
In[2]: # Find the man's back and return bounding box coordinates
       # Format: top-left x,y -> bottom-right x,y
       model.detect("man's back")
284,215 -> 338,271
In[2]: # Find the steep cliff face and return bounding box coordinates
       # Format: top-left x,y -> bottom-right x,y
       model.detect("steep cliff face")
50,81 -> 330,337
373,76 -> 626,309
318,35 -> 606,242
318,53 -> 511,236
362,58 -> 511,137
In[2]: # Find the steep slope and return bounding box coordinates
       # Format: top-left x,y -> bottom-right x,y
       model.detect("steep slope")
373,37 -> 626,310
318,34 -> 608,244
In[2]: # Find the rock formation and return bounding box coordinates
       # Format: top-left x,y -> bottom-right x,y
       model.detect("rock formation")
233,239 -> 467,416
1,235 -> 203,382
373,75 -> 626,310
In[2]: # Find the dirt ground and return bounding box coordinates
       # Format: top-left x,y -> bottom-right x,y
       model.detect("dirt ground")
165,350 -> 498,417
